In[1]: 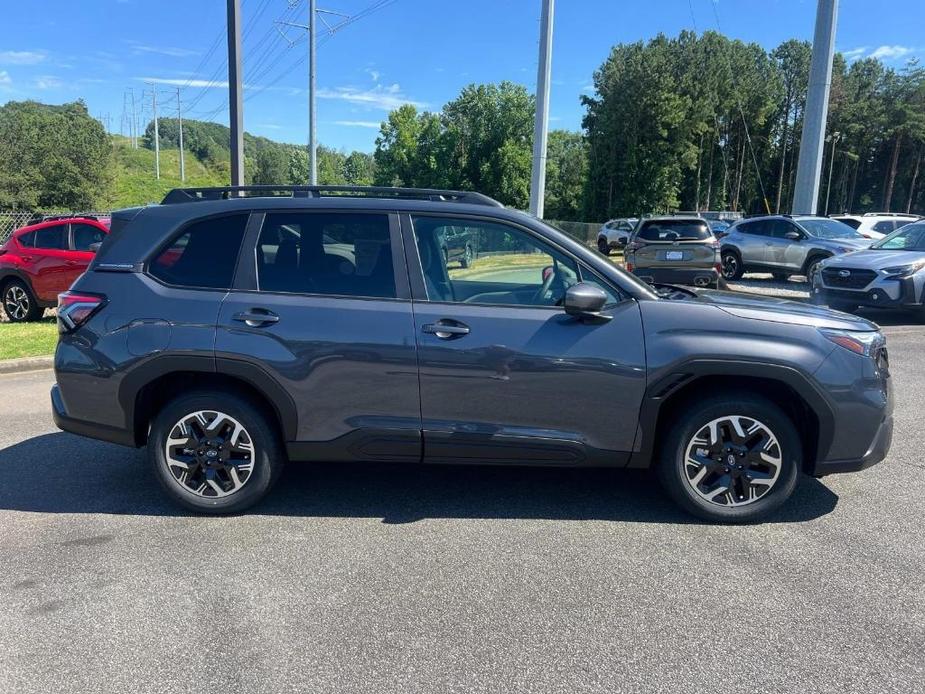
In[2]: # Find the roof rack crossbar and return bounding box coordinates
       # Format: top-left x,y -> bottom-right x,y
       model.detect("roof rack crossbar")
161,185 -> 503,207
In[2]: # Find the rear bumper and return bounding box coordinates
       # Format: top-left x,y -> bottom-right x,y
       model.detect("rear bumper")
51,383 -> 136,447
633,267 -> 719,287
811,414 -> 893,476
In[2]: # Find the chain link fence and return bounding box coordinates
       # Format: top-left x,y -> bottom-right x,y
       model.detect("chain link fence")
546,220 -> 602,245
1,211 -> 113,244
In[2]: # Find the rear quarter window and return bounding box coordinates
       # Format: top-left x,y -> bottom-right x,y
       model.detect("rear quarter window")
148,214 -> 249,289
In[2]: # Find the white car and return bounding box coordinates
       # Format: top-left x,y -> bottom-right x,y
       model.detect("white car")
597,218 -> 638,254
830,213 -> 920,240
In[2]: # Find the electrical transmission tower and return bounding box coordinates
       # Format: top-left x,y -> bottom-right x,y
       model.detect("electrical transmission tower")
276,0 -> 352,184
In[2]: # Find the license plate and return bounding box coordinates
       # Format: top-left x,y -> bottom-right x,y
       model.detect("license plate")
665,251 -> 685,261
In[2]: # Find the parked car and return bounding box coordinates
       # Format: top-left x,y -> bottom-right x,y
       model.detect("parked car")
708,219 -> 731,238
720,215 -> 871,283
597,218 -> 638,254
812,220 -> 925,316
437,224 -> 478,268
51,185 -> 892,523
0,216 -> 109,322
625,216 -> 721,288
830,213 -> 920,240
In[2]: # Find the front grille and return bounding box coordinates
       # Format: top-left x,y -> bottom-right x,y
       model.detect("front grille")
821,267 -> 877,289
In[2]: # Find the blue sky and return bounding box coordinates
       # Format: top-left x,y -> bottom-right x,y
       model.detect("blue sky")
1,0 -> 923,153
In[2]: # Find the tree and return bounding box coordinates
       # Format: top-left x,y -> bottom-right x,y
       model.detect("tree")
253,146 -> 288,185
343,151 -> 376,185
544,130 -> 587,220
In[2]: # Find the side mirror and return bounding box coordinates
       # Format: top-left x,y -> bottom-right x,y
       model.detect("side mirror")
784,231 -> 802,241
88,242 -> 102,253
564,283 -> 611,322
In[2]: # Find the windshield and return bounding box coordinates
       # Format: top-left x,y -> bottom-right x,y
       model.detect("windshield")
871,223 -> 925,251
797,218 -> 865,240
637,219 -> 712,241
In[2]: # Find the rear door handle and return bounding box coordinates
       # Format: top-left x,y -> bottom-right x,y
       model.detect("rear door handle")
233,309 -> 280,327
422,320 -> 470,339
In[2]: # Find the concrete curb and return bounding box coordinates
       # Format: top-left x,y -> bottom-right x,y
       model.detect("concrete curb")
0,355 -> 54,375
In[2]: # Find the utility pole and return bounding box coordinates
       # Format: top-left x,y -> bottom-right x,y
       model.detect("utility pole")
227,0 -> 245,186
149,87 -> 161,180
824,131 -> 841,215
277,5 -> 351,185
792,0 -> 839,215
529,0 -> 554,218
176,88 -> 186,182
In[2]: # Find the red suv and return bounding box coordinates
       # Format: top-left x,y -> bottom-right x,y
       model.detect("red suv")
0,216 -> 109,322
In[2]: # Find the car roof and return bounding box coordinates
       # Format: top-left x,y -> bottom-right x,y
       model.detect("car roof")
14,216 -> 106,234
640,215 -> 707,223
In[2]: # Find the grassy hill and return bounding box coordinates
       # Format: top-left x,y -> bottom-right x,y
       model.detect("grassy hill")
106,135 -> 227,208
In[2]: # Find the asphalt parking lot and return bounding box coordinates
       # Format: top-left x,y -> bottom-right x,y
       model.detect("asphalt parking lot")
0,317 -> 923,694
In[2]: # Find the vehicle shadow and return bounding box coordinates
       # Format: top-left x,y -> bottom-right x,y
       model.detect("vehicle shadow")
0,432 -> 839,524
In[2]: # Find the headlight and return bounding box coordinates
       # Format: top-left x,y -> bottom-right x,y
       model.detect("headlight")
881,261 -> 925,278
819,328 -> 884,357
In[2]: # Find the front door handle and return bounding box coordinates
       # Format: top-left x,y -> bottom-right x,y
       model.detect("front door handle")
233,309 -> 280,327
422,320 -> 470,339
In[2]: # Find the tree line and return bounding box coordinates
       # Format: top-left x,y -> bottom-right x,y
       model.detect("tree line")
1,30 -> 922,219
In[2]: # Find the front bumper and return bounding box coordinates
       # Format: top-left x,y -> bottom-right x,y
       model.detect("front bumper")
814,275 -> 921,309
811,414 -> 893,476
51,383 -> 136,447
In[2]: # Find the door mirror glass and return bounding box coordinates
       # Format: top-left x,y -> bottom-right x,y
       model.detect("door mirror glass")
564,282 -> 610,321
785,231 -> 802,241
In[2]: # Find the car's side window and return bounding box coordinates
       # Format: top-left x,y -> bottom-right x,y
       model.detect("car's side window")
149,214 -> 249,289
738,220 -> 763,236
72,224 -> 105,251
256,212 -> 396,299
873,220 -> 897,233
17,231 -> 35,248
769,221 -> 797,239
32,225 -> 68,250
411,215 -> 581,307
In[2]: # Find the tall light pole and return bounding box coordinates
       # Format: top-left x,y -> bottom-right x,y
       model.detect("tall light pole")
529,0 -> 554,218
227,0 -> 245,186
792,0 -> 839,214
824,131 -> 841,215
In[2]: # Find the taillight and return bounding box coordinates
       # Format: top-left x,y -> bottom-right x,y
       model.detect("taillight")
57,291 -> 106,333
626,262 -> 635,272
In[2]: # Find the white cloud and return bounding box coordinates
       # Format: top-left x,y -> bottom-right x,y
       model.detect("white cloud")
0,50 -> 47,65
139,77 -> 230,88
0,70 -> 11,86
365,68 -> 380,82
317,84 -> 425,111
126,41 -> 198,58
334,120 -> 381,128
35,75 -> 62,89
869,45 -> 919,60
841,46 -> 868,61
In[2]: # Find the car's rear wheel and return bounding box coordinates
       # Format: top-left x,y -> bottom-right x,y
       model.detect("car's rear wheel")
2,279 -> 42,323
657,394 -> 800,523
597,237 -> 610,255
721,250 -> 743,280
149,390 -> 285,514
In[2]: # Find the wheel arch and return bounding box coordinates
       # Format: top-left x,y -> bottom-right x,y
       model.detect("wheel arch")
801,250 -> 832,276
631,361 -> 835,475
123,355 -> 298,446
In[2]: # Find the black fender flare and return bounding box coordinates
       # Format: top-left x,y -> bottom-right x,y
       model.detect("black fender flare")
629,358 -> 836,468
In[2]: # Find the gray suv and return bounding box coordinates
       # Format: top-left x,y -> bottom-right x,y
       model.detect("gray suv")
721,215 -> 871,282
51,186 -> 892,522
625,216 -> 720,288
813,221 -> 925,315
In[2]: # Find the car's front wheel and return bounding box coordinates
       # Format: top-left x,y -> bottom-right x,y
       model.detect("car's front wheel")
597,237 -> 610,255
657,394 -> 800,522
2,279 -> 42,322
149,390 -> 285,513
460,244 -> 474,268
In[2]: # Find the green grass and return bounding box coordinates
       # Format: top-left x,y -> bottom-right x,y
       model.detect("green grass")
0,319 -> 58,360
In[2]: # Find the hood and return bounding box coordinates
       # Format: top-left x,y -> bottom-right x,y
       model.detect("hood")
820,237 -> 872,251
823,249 -> 925,270
689,288 -> 878,331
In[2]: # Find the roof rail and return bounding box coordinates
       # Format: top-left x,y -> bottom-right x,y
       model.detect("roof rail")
160,185 -> 504,207
862,212 -> 919,217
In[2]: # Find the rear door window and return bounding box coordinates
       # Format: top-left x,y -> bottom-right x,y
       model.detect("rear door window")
637,220 -> 711,241
149,214 -> 249,289
72,223 -> 106,251
32,225 -> 68,250
256,212 -> 396,298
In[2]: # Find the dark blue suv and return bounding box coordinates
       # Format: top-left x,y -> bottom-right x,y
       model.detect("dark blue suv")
51,186 -> 893,522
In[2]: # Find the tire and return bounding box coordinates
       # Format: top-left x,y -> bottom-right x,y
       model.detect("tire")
656,393 -> 801,523
597,237 -> 610,255
148,390 -> 286,514
460,244 -> 473,268
721,250 -> 744,280
2,279 -> 42,323
803,255 -> 828,283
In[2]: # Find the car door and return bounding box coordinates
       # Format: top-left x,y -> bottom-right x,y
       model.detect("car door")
29,223 -> 71,301
67,223 -> 106,288
735,220 -> 770,266
216,210 -> 422,462
763,219 -> 797,269
404,213 -> 647,465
